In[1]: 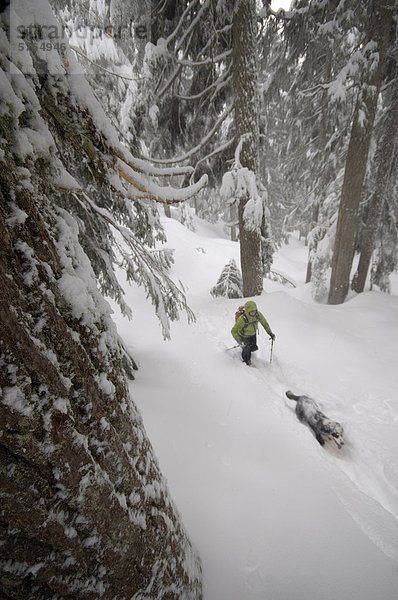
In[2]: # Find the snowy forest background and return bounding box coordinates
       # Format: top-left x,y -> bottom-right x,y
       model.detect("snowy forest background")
1,0 -> 398,599
49,0 -> 398,305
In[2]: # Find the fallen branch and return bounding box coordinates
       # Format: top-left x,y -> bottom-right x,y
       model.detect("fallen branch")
265,269 -> 297,288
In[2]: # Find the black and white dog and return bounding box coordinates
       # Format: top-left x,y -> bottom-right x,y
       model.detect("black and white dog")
286,390 -> 344,449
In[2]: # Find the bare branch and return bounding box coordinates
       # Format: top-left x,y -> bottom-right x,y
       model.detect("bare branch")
70,46 -> 143,81
149,104 -> 234,164
157,28 -> 195,99
177,50 -> 232,67
198,23 -> 232,60
166,0 -> 201,45
190,137 -> 235,183
157,63 -> 183,99
176,67 -> 231,101
175,0 -> 211,52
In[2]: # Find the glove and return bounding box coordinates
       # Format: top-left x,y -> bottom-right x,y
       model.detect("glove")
270,332 -> 276,341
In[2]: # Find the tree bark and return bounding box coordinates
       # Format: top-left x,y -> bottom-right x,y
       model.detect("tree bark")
0,22 -> 201,597
328,0 -> 394,304
351,80 -> 398,293
232,0 -> 263,297
0,183 -> 202,599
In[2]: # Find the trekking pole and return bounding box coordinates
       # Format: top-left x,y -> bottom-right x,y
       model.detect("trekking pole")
269,337 -> 274,363
226,344 -> 240,351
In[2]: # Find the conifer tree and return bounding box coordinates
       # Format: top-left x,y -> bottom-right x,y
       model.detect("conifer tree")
211,259 -> 243,299
232,0 -> 263,296
328,0 -> 395,304
352,72 -> 398,293
1,2 -> 205,596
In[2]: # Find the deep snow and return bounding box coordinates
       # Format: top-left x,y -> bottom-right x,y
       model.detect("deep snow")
111,212 -> 398,600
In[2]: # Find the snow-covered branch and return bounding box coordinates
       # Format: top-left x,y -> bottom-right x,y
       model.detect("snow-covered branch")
112,146 -> 195,178
258,5 -> 294,20
75,194 -> 195,339
114,159 -> 208,204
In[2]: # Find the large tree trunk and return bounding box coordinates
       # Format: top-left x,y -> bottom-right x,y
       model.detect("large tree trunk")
232,0 -> 263,297
328,0 -> 394,305
0,5 -> 201,598
0,180 -> 201,600
351,80 -> 398,293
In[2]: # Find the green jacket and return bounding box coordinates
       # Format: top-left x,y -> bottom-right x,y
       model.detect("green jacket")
231,300 -> 273,341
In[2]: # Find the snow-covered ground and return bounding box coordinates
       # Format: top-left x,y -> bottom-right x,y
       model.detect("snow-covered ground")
111,212 -> 398,600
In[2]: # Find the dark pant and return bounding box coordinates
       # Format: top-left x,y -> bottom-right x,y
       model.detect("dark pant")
241,335 -> 258,364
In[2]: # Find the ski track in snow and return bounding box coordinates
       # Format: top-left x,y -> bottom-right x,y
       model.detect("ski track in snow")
231,330 -> 398,560
216,317 -> 398,557
112,215 -> 398,599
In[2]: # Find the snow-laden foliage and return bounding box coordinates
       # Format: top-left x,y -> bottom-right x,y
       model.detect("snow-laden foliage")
50,0 -> 141,144
221,166 -> 263,233
210,258 -> 243,299
6,0 -> 207,339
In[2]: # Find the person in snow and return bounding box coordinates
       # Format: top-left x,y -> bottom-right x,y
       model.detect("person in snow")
231,300 -> 275,366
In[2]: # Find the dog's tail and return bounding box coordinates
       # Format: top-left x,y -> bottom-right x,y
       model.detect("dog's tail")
286,390 -> 299,401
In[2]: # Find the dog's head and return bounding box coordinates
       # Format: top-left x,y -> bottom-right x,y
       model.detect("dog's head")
322,419 -> 344,449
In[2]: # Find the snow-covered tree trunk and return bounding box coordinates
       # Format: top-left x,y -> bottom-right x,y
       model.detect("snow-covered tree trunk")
328,0 -> 394,305
0,2 -> 203,597
232,0 -> 263,297
0,192 -> 201,600
352,80 -> 398,293
305,199 -> 320,284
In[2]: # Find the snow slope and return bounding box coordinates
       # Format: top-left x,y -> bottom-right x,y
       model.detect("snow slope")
111,212 -> 398,600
